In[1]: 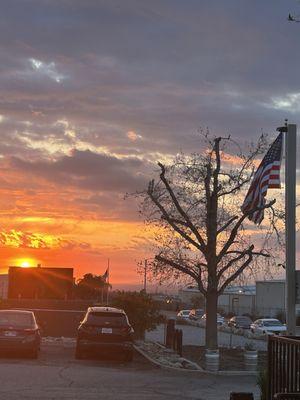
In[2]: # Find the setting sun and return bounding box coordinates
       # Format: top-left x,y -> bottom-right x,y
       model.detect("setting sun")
20,261 -> 30,268
15,258 -> 37,268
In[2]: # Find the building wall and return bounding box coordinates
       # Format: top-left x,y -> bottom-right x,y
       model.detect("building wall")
255,280 -> 285,317
8,267 -> 74,300
218,293 -> 255,315
0,274 -> 8,299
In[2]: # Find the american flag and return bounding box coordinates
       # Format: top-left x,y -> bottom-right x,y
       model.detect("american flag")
241,132 -> 283,224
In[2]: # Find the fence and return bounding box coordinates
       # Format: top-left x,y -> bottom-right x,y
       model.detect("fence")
268,335 -> 300,400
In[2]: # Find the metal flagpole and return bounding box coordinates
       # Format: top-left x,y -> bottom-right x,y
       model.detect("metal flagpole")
285,123 -> 297,335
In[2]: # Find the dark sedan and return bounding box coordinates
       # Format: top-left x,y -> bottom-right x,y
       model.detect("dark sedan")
0,310 -> 41,358
228,316 -> 252,329
76,306 -> 134,361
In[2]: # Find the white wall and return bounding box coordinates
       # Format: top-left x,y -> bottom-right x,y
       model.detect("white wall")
255,280 -> 285,317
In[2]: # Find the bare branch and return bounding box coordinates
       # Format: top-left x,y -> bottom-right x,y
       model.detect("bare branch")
147,180 -> 203,251
218,249 -> 254,294
155,254 -> 206,294
157,162 -> 207,251
217,216 -> 238,236
217,246 -> 269,280
217,199 -> 276,262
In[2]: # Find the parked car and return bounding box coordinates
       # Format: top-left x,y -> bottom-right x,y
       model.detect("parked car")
228,316 -> 252,329
250,318 -> 287,335
176,310 -> 191,322
76,306 -> 134,361
0,310 -> 41,358
200,313 -> 225,326
188,309 -> 204,321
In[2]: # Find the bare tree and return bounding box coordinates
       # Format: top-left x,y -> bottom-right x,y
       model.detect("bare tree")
140,133 -> 281,349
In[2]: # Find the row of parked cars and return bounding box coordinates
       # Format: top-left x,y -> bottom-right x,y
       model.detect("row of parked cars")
0,307 -> 134,361
176,309 -> 287,335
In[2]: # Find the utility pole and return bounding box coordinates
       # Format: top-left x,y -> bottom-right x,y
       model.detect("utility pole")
143,259 -> 147,292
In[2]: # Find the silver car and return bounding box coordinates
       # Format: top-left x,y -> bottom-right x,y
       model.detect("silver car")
250,318 -> 286,335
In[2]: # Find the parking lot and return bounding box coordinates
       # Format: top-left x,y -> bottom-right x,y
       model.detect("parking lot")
147,323 -> 268,350
0,342 -> 259,400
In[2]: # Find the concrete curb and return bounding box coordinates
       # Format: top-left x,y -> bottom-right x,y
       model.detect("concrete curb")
133,344 -> 203,372
134,342 -> 258,376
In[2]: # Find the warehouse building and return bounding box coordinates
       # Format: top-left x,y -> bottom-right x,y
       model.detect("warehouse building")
8,266 -> 74,300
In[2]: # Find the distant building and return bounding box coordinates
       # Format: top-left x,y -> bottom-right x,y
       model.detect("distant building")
178,284 -> 256,315
0,274 -> 8,299
255,280 -> 285,318
178,280 -> 300,317
8,266 -> 74,300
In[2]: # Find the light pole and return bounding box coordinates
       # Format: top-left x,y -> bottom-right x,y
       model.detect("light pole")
143,259 -> 147,292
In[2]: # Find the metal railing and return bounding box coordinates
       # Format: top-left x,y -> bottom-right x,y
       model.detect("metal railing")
268,335 -> 300,400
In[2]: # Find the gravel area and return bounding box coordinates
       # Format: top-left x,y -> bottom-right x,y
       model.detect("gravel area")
135,341 -> 200,370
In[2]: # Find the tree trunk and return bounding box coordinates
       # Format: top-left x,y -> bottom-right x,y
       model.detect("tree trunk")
205,289 -> 218,349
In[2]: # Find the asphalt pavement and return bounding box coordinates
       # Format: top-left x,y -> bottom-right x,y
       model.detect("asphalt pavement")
0,342 -> 259,400
147,323 -> 268,350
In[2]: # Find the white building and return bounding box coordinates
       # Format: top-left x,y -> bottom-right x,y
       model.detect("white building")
255,280 -> 285,318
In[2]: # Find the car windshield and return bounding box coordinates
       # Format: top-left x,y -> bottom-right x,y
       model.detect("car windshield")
0,312 -> 34,327
181,311 -> 189,315
263,320 -> 283,327
87,312 -> 127,326
237,317 -> 251,322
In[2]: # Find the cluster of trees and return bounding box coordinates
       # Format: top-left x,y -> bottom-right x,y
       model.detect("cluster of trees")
73,273 -> 110,301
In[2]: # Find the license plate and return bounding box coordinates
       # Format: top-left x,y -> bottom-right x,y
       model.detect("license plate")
4,331 -> 17,337
101,328 -> 112,334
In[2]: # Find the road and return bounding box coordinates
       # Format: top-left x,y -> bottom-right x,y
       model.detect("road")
146,323 -> 268,351
0,343 -> 259,400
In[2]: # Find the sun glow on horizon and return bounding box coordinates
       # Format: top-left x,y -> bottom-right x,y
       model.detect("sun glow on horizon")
14,258 -> 38,268
20,261 -> 30,268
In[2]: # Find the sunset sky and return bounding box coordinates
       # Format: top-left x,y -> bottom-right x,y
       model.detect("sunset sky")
0,1 -> 300,289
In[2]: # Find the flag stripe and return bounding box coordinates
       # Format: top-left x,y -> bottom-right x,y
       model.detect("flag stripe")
241,132 -> 283,224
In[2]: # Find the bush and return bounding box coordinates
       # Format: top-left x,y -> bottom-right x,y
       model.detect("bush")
112,290 -> 164,339
256,369 -> 268,400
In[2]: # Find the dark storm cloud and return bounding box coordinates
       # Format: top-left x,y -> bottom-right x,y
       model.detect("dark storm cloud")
10,149 -> 148,192
1,0 -> 300,155
1,0 -> 300,192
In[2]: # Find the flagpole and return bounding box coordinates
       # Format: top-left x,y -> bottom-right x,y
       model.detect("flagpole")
285,123 -> 297,335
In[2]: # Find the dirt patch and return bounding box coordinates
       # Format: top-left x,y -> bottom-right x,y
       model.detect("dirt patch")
183,345 -> 267,371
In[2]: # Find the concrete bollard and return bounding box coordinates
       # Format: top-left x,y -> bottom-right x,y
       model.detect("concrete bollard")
244,350 -> 258,371
205,349 -> 219,372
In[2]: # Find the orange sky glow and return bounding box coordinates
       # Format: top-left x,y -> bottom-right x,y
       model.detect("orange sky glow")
1,1 -> 300,290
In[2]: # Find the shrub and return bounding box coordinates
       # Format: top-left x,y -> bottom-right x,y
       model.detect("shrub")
256,369 -> 268,400
112,290 -> 164,339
